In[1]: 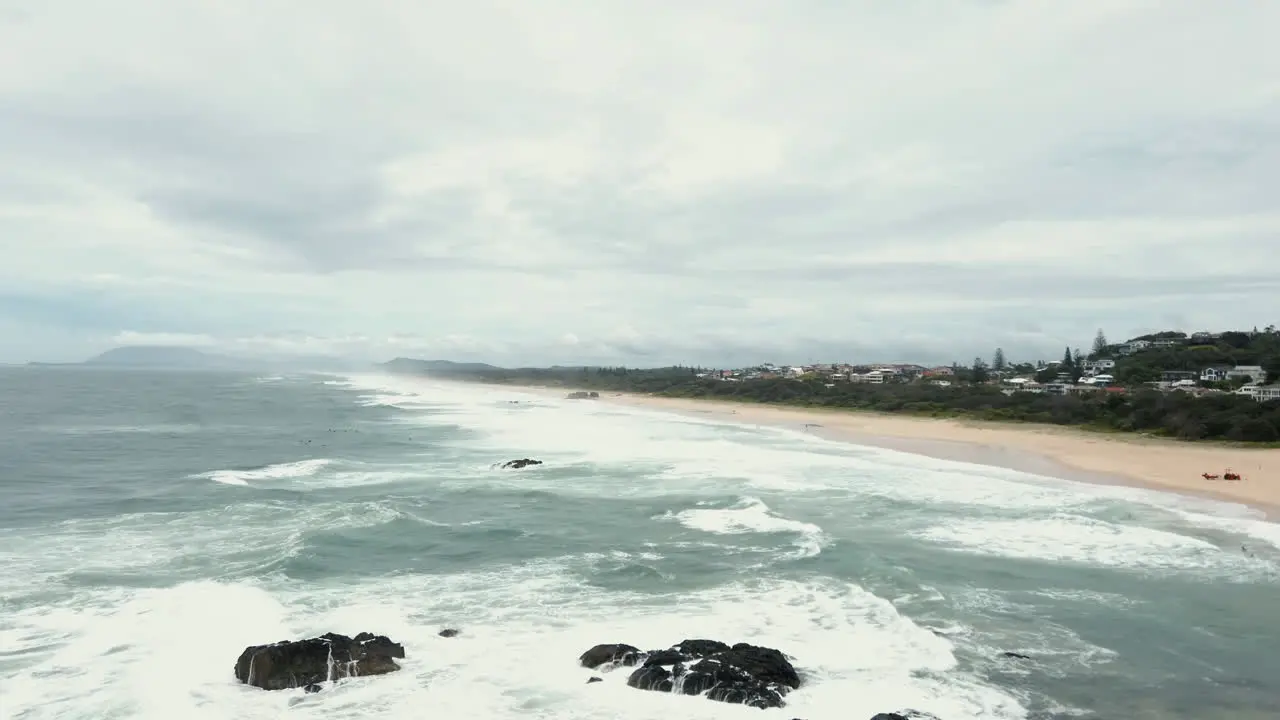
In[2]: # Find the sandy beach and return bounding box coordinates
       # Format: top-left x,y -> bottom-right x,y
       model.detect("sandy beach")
585,392 -> 1280,519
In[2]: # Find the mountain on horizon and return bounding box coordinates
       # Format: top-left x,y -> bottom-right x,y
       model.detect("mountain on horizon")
380,357 -> 503,374
64,346 -> 368,372
83,346 -> 244,369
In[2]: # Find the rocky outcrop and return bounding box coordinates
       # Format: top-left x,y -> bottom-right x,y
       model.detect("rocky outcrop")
234,632 -> 404,691
499,458 -> 542,469
438,628 -> 460,638
578,643 -> 643,669
870,711 -> 943,720
579,638 -> 801,710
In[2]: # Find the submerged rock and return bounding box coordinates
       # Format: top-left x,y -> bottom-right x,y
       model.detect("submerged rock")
587,676 -> 603,684
870,711 -> 943,720
234,632 -> 404,691
500,458 -> 542,469
582,638 -> 801,709
438,628 -> 460,638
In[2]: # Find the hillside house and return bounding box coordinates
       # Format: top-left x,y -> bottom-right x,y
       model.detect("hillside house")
1117,340 -> 1151,355
1228,365 -> 1267,384
1201,366 -> 1231,383
1161,370 -> 1198,383
1253,385 -> 1280,402
1083,359 -> 1116,375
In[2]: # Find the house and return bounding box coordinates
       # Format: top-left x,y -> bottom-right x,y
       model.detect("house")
1083,358 -> 1116,375
1150,338 -> 1183,349
1200,366 -> 1231,383
851,371 -> 886,384
1117,340 -> 1151,355
1252,385 -> 1280,402
924,366 -> 955,376
1228,365 -> 1267,384
1161,370 -> 1198,383
1190,331 -> 1221,343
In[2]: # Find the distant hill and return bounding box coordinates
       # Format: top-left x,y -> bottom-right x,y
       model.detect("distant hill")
381,357 -> 503,375
70,346 -> 367,372
83,346 -> 243,369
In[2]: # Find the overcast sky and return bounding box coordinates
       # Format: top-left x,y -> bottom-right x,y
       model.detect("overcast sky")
2,1 -> 1278,367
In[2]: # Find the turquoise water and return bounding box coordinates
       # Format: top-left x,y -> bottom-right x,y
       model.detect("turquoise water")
1,367 -> 1278,719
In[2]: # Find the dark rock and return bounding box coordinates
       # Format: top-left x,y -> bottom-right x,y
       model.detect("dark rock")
870,711 -> 943,720
642,649 -> 689,666
587,676 -> 603,684
627,664 -> 674,692
438,628 -> 460,638
1001,651 -> 1032,660
579,643 -> 642,669
302,683 -> 322,694
584,639 -> 801,709
500,458 -> 543,469
673,638 -> 731,657
234,632 -> 404,691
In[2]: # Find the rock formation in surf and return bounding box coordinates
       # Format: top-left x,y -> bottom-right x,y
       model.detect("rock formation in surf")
870,712 -> 943,720
234,632 -> 404,691
499,458 -> 542,469
438,628 -> 460,638
578,638 -> 801,710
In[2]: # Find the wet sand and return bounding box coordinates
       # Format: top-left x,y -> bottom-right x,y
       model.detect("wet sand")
591,393 -> 1280,520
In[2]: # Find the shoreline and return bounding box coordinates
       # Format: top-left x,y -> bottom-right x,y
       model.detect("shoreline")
512,385 -> 1280,520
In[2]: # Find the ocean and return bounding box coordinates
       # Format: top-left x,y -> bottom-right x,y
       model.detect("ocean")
1,368 -> 1279,719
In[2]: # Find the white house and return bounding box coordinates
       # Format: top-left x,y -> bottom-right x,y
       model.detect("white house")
1118,340 -> 1151,355
1201,366 -> 1231,383
1228,365 -> 1267,384
1083,358 -> 1116,375
1254,385 -> 1280,402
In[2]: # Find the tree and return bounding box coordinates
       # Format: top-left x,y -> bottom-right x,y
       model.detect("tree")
1062,346 -> 1074,370
992,348 -> 1007,372
1264,356 -> 1280,384
1092,329 -> 1109,357
971,357 -> 990,384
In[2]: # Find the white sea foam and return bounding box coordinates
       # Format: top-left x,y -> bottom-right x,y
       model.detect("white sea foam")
199,459 -> 335,486
662,496 -> 828,559
914,514 -> 1270,575
0,567 -> 1026,720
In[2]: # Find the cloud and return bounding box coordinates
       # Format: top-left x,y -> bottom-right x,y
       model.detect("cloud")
2,1 -> 1278,365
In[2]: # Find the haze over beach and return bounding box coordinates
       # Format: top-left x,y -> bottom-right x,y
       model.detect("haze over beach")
3,2 -> 1280,719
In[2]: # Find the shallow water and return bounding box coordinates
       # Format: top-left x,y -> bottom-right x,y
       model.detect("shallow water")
1,367 -> 1278,719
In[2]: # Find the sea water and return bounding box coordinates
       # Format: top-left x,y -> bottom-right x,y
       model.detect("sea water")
1,367 -> 1278,719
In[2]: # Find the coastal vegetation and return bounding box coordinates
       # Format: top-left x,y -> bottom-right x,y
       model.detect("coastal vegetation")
388,358 -> 1280,444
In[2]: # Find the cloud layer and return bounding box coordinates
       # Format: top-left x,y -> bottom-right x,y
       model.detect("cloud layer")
3,1 -> 1278,365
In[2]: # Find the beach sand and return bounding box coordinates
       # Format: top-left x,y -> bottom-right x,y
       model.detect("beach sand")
586,392 -> 1280,519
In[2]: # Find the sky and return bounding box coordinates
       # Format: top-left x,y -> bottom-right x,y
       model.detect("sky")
2,1 -> 1278,367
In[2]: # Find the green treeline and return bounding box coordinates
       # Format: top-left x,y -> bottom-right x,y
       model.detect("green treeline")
398,362 -> 1280,444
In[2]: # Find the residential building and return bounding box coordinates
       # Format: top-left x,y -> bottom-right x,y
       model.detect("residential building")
1161,370 -> 1198,383
1150,338 -> 1183,349
1254,385 -> 1280,402
1201,366 -> 1231,383
1190,331 -> 1221,343
1228,365 -> 1267,384
1117,340 -> 1151,355
1083,358 -> 1116,375
924,366 -> 955,376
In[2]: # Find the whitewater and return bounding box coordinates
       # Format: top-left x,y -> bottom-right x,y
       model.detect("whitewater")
1,368 -> 1278,719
